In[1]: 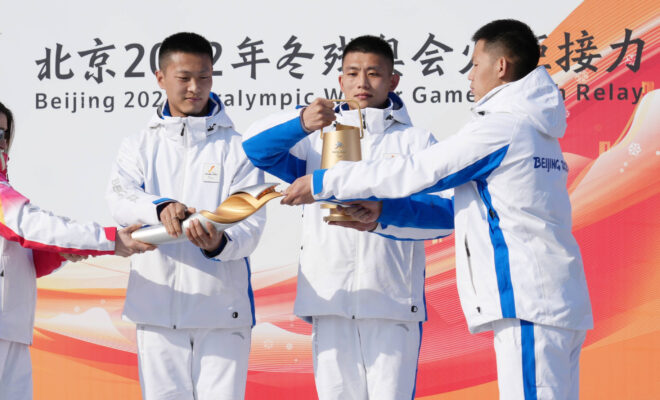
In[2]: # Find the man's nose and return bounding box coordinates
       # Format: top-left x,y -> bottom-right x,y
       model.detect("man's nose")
189,79 -> 199,92
357,73 -> 369,87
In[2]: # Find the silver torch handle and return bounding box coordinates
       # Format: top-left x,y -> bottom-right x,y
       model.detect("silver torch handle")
130,182 -> 283,246
130,213 -> 238,245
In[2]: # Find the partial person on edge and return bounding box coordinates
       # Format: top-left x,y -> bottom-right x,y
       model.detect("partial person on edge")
0,100 -> 154,400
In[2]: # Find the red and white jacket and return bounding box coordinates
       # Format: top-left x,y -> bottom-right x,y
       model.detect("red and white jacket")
0,170 -> 116,345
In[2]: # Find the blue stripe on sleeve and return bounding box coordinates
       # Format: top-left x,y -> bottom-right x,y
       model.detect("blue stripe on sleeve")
313,169 -> 327,195
242,117 -> 308,183
418,145 -> 509,194
311,145 -> 508,203
152,198 -> 174,205
379,194 -> 454,229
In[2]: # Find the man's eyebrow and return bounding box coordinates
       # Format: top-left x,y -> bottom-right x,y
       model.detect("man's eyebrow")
344,65 -> 383,70
173,68 -> 212,74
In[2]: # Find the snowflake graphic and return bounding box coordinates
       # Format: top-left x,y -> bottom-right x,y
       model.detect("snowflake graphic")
628,142 -> 642,156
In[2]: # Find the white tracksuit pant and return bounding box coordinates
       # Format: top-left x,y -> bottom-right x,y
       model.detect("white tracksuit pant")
136,324 -> 252,400
492,319 -> 587,400
312,316 -> 422,400
0,339 -> 32,400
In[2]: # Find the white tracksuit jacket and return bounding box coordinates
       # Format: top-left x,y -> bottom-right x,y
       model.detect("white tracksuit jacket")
107,94 -> 265,329
312,68 -> 593,333
0,169 -> 116,345
243,94 -> 453,322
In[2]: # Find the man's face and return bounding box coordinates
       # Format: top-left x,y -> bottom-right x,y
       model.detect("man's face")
156,52 -> 213,117
468,39 -> 506,102
339,52 -> 399,110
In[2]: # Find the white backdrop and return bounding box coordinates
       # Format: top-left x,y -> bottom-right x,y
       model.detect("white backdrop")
0,0 -> 581,271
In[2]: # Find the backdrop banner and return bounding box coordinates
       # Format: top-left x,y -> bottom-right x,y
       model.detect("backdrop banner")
0,0 -> 658,398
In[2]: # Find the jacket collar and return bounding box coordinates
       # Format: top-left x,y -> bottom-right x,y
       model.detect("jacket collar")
470,67 -> 567,139
334,92 -> 412,135
148,93 -> 234,143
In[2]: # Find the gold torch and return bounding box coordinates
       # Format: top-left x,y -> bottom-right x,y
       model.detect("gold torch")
320,99 -> 364,222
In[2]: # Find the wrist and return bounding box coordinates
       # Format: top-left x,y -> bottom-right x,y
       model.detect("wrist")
156,200 -> 177,221
202,232 -> 228,258
299,107 -> 312,133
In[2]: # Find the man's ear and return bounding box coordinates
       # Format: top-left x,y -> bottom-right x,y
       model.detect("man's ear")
497,57 -> 514,81
389,73 -> 400,91
155,70 -> 166,90
497,57 -> 507,78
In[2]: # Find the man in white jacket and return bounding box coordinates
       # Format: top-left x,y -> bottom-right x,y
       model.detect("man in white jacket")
0,100 -> 154,400
283,21 -> 593,400
243,36 -> 453,400
106,33 -> 265,400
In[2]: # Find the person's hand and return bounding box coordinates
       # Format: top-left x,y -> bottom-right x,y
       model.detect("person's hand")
339,201 -> 382,224
301,98 -> 336,132
160,202 -> 196,238
328,220 -> 378,232
282,175 -> 315,205
115,224 -> 157,257
185,219 -> 225,252
59,253 -> 89,262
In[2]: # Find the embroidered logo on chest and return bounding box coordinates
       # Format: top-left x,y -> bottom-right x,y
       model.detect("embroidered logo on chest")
202,163 -> 221,183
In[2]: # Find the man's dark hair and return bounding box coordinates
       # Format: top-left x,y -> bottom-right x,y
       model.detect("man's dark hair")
0,101 -> 14,149
342,35 -> 395,70
158,32 -> 213,70
472,19 -> 540,80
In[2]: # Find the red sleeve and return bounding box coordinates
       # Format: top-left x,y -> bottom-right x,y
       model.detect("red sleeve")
32,250 -> 66,278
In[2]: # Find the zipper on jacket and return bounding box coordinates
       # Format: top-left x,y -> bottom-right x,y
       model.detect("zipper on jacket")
170,121 -> 187,328
353,229 -> 361,319
464,236 -> 480,313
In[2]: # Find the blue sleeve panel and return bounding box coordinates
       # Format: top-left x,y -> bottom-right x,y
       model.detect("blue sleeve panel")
379,195 -> 454,229
418,145 -> 509,195
313,169 -> 327,195
153,197 -> 174,205
312,145 -> 509,202
242,116 -> 309,184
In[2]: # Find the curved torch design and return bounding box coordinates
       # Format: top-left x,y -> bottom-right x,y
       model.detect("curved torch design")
131,183 -> 282,245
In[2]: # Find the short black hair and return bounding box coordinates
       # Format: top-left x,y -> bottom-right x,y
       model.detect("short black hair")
342,35 -> 395,71
0,101 -> 14,149
472,19 -> 540,80
158,32 -> 213,70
